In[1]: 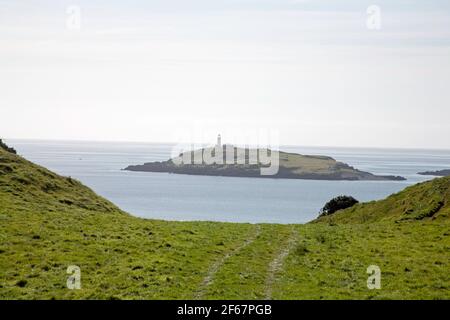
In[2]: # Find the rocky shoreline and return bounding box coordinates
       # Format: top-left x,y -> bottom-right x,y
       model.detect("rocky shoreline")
418,169 -> 450,177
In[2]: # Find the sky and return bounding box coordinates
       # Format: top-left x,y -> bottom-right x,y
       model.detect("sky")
1,0 -> 450,148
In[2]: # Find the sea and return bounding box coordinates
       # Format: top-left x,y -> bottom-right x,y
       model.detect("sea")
5,139 -> 450,224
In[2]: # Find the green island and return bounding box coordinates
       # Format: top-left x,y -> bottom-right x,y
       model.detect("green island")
124,145 -> 406,181
0,143 -> 448,299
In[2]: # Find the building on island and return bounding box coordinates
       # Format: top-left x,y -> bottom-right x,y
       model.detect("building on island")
216,134 -> 222,148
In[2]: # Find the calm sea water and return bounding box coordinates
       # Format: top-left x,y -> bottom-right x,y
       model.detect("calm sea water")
6,139 -> 450,224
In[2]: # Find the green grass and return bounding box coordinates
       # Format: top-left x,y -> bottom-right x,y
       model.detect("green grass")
0,146 -> 449,299
273,222 -> 449,299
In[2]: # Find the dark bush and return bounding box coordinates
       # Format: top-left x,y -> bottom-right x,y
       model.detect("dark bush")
319,195 -> 359,217
16,279 -> 27,287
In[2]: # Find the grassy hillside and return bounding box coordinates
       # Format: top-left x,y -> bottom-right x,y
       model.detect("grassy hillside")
0,145 -> 449,299
315,177 -> 450,224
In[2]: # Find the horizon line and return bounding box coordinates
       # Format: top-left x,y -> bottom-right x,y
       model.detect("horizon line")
4,137 -> 450,152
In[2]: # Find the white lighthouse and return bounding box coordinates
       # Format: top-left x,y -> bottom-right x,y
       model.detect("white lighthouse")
217,134 -> 222,147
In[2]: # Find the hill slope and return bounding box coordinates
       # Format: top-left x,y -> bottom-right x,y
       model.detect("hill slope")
314,176 -> 450,224
0,143 -> 121,214
0,146 -> 257,299
0,144 -> 449,299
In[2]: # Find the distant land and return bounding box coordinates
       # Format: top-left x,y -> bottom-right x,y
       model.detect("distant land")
418,169 -> 450,177
124,145 -> 406,181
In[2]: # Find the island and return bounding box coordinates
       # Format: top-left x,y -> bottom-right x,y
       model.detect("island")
418,169 -> 450,177
123,144 -> 405,181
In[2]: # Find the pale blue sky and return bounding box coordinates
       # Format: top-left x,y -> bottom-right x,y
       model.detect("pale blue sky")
1,1 -> 450,148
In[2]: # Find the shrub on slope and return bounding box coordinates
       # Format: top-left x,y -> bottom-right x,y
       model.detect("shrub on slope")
315,177 -> 450,224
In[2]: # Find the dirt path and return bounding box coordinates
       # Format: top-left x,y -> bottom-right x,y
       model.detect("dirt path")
264,227 -> 298,300
194,225 -> 261,299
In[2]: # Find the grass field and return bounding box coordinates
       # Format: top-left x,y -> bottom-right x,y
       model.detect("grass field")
0,146 -> 449,299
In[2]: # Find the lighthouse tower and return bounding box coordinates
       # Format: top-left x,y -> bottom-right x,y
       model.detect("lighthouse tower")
217,134 -> 222,147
